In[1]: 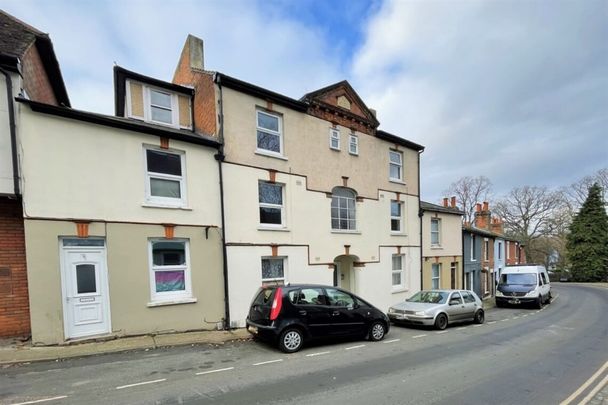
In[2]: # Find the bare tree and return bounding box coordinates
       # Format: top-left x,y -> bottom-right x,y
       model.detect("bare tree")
563,168 -> 608,209
444,176 -> 493,223
494,186 -> 568,263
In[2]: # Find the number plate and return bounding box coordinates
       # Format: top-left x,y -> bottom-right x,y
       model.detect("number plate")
248,326 -> 258,334
508,299 -> 520,304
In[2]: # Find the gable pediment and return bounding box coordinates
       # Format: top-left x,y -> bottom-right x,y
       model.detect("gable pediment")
301,81 -> 379,130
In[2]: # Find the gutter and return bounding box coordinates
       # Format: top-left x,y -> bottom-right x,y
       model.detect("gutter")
214,73 -> 231,330
0,65 -> 20,195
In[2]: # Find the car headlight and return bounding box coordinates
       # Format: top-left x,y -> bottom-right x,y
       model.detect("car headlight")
414,311 -> 426,316
388,307 -> 395,313
496,290 -> 504,297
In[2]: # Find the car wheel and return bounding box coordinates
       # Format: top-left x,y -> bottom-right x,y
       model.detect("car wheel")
496,301 -> 504,308
547,292 -> 552,304
474,309 -> 485,324
368,321 -> 386,341
278,328 -> 304,353
536,296 -> 543,309
435,313 -> 448,330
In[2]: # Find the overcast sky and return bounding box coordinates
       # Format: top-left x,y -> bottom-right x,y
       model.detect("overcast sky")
3,0 -> 607,203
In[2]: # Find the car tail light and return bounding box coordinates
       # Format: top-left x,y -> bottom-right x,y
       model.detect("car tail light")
269,287 -> 283,321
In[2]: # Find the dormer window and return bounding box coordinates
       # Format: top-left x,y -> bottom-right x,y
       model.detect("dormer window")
126,79 -> 192,130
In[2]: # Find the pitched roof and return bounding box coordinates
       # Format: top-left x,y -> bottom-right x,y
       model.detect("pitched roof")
0,10 -> 70,107
421,200 -> 464,215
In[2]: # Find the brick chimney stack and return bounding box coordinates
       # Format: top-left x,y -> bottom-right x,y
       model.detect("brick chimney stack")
450,196 -> 456,208
474,201 -> 492,230
490,217 -> 504,235
443,197 -> 449,207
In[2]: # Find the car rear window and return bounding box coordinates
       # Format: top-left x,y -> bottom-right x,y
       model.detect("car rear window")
253,288 -> 275,306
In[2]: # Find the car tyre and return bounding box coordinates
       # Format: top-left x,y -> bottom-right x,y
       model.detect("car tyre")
278,328 -> 304,353
435,313 -> 448,330
536,296 -> 543,309
496,301 -> 504,308
368,321 -> 386,341
474,309 -> 485,324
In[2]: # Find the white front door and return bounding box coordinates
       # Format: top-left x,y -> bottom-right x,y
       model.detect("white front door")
61,242 -> 110,339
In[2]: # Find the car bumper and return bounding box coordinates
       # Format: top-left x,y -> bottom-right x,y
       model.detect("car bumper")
246,319 -> 278,340
388,313 -> 435,326
496,296 -> 538,305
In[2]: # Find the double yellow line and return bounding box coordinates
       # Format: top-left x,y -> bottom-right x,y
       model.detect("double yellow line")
561,360 -> 608,405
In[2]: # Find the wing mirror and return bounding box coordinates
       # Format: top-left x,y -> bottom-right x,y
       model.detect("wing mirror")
449,299 -> 460,306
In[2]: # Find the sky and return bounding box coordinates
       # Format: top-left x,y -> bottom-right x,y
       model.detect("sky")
2,0 -> 607,204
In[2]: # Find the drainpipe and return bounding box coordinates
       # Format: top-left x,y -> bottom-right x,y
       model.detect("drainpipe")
214,73 -> 230,330
1,66 -> 20,196
417,150 -> 423,291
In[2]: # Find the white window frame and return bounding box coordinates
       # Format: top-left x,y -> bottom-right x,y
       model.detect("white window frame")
331,187 -> 357,231
349,133 -> 359,155
261,256 -> 287,285
432,263 -> 441,289
256,110 -> 283,157
389,150 -> 403,182
506,241 -> 510,259
390,200 -> 403,233
392,254 -> 405,289
329,128 -> 340,151
148,239 -> 192,303
126,80 -> 192,129
431,218 -> 441,246
484,238 -> 489,261
143,145 -> 187,208
258,181 -> 285,227
471,234 -> 477,261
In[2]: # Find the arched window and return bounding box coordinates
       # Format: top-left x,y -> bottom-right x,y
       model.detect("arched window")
331,187 -> 356,230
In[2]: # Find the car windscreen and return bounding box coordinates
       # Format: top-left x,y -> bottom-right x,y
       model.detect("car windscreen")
500,273 -> 537,285
406,291 -> 448,304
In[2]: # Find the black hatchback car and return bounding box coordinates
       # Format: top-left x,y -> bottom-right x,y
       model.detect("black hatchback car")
246,284 -> 390,353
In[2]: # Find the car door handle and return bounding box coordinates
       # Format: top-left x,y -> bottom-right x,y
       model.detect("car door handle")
332,311 -> 340,316
299,310 -> 307,316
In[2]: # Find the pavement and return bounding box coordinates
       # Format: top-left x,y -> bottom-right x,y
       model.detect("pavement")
0,328 -> 251,365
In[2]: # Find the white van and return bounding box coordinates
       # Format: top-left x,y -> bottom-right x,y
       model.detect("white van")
495,265 -> 551,308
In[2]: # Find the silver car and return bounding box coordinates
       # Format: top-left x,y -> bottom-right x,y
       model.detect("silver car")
388,290 -> 485,330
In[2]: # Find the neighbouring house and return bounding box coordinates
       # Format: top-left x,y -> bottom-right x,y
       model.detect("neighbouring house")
463,202 -> 526,298
420,197 -> 464,290
172,35 -> 425,327
14,60 -> 225,344
0,10 -> 70,339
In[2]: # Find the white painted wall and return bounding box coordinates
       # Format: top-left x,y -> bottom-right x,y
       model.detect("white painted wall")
17,106 -> 221,226
0,72 -> 21,195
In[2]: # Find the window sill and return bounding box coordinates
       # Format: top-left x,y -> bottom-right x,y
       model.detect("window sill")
255,150 -> 288,161
392,287 -> 409,294
389,179 -> 406,185
331,230 -> 361,235
430,245 -> 443,250
330,147 -> 341,152
142,203 -> 192,211
391,232 -> 408,237
147,298 -> 197,307
258,226 -> 290,232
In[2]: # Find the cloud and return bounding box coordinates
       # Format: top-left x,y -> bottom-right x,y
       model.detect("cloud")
352,0 -> 608,202
2,0 -> 346,113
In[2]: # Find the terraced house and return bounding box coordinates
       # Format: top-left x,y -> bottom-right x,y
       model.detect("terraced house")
172,36 -> 425,327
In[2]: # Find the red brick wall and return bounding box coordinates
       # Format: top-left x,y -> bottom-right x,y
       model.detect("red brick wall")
0,198 -> 30,338
21,44 -> 59,106
172,40 -> 217,137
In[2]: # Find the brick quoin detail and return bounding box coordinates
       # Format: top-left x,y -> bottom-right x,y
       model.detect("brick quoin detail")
0,198 -> 30,338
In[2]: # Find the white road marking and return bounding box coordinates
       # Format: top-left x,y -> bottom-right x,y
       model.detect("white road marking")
551,294 -> 559,303
252,359 -> 283,366
473,324 -> 483,328
435,331 -> 449,335
522,314 -> 529,317
116,378 -> 166,390
11,397 -> 68,405
488,321 -> 497,325
306,351 -> 331,357
456,327 -> 467,330
501,319 -> 510,322
196,367 -> 235,376
513,316 -> 520,320
345,344 -> 366,350
412,334 -> 427,339
560,359 -> 608,405
383,338 -> 400,343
